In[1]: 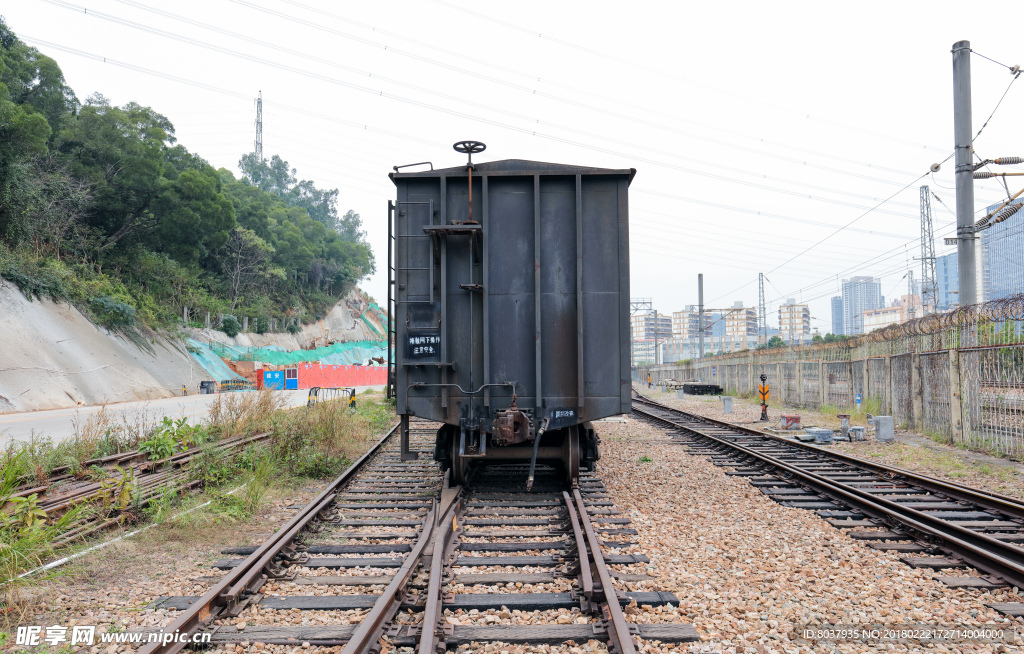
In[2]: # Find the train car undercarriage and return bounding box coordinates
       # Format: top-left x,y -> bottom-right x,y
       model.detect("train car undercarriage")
432,422 -> 601,488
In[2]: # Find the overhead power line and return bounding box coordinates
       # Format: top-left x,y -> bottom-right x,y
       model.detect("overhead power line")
429,0 -> 950,154
219,0 -> 930,184
23,33 -> 907,281
56,0 -> 928,219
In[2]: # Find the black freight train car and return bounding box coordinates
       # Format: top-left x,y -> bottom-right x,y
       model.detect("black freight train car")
387,142 -> 634,487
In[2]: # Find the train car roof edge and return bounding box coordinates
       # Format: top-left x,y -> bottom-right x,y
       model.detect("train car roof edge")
390,159 -> 636,186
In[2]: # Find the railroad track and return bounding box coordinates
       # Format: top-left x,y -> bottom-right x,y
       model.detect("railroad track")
632,391 -> 1024,620
10,431 -> 273,546
137,417 -> 699,652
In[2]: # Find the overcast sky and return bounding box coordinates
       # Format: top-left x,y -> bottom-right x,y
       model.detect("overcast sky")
8,0 -> 1024,333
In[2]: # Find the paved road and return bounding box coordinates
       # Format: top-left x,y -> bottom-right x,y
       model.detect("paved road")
0,387 -> 382,445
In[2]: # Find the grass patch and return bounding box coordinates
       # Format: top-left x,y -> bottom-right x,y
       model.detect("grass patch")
1,452 -> 89,625
0,390 -> 396,623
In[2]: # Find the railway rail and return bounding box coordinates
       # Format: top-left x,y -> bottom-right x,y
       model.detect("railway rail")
632,391 -> 1024,619
10,431 -> 273,546
137,417 -> 699,652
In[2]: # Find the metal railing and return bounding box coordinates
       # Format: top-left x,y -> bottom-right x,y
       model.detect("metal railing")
306,386 -> 356,408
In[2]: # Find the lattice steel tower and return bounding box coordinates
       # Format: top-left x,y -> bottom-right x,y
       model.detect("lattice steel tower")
254,91 -> 263,161
919,186 -> 938,313
758,273 -> 767,346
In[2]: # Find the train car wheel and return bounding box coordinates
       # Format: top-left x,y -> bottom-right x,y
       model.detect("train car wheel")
562,425 -> 580,488
450,435 -> 471,486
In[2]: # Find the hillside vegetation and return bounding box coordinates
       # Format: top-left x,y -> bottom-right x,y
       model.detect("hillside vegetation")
0,19 -> 374,332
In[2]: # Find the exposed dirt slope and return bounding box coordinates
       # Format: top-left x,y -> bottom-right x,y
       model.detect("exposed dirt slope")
0,284 -> 384,414
0,282 -> 200,413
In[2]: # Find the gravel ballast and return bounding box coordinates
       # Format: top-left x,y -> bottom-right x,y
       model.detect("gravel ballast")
7,409 -> 1024,654
645,387 -> 1024,501
596,413 -> 1024,653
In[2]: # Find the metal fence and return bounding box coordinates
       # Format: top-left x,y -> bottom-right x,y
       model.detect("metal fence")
643,294 -> 1024,459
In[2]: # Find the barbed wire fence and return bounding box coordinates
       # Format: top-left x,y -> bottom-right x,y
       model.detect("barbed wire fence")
643,294 -> 1024,459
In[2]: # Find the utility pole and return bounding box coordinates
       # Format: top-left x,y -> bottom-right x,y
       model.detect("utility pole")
254,90 -> 264,161
919,186 -> 938,313
654,314 -> 661,366
952,41 -> 977,306
629,298 -> 653,370
698,273 -> 704,359
758,273 -> 767,347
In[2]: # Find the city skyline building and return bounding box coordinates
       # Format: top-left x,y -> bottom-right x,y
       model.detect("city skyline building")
630,310 -> 672,365
778,298 -> 811,345
723,301 -> 758,352
862,294 -> 926,332
841,276 -> 884,335
980,198 -> 1024,303
935,252 -> 959,311
831,296 -> 844,335
671,305 -> 713,340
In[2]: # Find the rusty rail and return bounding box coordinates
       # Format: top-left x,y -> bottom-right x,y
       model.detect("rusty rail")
138,422 -> 399,654
632,396 -> 1024,591
343,503 -> 437,653
567,489 -> 637,654
633,392 -> 1024,519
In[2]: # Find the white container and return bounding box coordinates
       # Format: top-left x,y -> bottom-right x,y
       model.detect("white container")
721,396 -> 733,414
875,416 -> 895,442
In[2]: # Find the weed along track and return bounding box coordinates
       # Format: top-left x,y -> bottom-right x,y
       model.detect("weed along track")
135,416 -> 699,653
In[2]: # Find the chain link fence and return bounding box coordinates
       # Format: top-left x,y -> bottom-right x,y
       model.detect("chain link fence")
643,294 -> 1024,459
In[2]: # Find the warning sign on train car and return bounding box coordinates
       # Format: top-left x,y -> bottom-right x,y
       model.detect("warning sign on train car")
406,330 -> 441,359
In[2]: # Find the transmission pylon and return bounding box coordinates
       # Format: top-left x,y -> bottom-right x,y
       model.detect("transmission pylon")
758,273 -> 767,346
919,186 -> 938,313
254,91 -> 264,161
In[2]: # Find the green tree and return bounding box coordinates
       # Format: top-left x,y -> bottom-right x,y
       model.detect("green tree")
56,94 -> 174,251
0,19 -> 78,133
14,154 -> 92,259
150,162 -> 235,265
766,335 -> 786,348
0,22 -> 56,242
219,226 -> 278,312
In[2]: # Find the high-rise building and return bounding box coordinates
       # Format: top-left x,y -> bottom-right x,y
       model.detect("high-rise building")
710,312 -> 725,339
663,305 -> 714,362
671,305 -> 713,339
630,311 -> 672,365
980,198 -> 1024,303
723,301 -> 758,352
841,276 -> 883,335
778,299 -> 811,345
935,252 -> 959,311
830,296 -> 844,335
